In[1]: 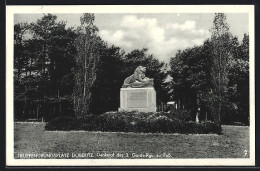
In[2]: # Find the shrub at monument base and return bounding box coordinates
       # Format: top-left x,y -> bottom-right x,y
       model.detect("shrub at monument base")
45,111 -> 222,134
96,111 -> 222,134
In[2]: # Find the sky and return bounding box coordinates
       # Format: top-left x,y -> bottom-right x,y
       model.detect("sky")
14,13 -> 249,62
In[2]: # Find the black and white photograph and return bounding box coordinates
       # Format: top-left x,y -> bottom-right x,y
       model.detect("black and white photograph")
6,5 -> 255,166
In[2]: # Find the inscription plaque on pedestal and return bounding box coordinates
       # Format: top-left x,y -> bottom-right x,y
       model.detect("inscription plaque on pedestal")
127,91 -> 147,108
118,87 -> 156,112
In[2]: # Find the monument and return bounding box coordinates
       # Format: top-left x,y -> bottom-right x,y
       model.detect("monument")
118,66 -> 156,112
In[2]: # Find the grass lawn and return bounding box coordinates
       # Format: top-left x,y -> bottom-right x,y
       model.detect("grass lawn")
14,122 -> 250,159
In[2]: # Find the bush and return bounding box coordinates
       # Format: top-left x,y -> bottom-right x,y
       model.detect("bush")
149,115 -> 173,133
166,108 -> 193,122
96,112 -> 129,132
45,111 -> 222,135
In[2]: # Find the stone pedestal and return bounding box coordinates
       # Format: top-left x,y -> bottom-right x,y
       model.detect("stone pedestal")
118,87 -> 156,112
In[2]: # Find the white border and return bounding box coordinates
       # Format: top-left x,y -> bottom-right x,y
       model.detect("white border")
6,5 -> 255,166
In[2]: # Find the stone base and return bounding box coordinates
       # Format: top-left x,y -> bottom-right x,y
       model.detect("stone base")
118,87 -> 156,112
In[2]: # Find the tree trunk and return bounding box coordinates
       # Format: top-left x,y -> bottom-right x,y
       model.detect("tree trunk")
37,101 -> 39,120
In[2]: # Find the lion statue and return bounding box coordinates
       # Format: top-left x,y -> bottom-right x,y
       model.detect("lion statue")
122,66 -> 154,88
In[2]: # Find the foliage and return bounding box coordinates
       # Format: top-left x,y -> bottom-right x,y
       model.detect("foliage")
14,22 -> 30,80
225,34 -> 249,125
14,14 -> 77,121
72,13 -> 105,118
169,41 -> 213,120
165,108 -> 193,122
209,13 -> 233,123
15,13 -> 249,126
14,13 -> 169,121
90,45 -> 125,114
45,111 -> 222,134
168,13 -> 249,125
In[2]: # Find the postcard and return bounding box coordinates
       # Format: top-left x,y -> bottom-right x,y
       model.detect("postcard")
6,5 -> 255,166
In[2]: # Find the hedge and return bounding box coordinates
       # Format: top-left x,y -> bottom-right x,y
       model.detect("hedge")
45,111 -> 222,135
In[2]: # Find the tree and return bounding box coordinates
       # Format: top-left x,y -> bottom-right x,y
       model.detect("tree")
169,41 -> 213,120
90,45 -> 125,114
209,13 -> 233,123
240,34 -> 249,61
227,34 -> 249,125
168,14 -> 249,124
14,23 -> 30,80
73,13 -> 104,118
14,14 -> 77,121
